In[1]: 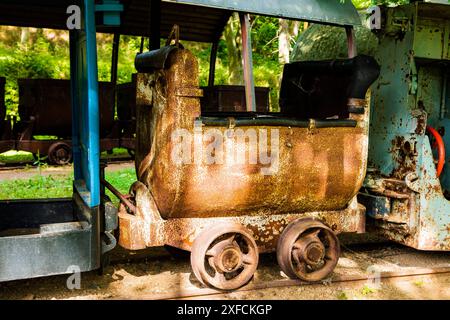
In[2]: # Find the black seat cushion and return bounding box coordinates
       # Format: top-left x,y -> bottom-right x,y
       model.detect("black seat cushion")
279,55 -> 380,119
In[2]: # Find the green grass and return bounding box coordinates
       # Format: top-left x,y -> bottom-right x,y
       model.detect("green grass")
104,167 -> 136,198
0,167 -> 136,205
361,285 -> 376,295
0,174 -> 73,199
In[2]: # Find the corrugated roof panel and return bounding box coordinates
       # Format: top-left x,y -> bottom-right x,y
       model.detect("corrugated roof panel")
0,0 -> 359,42
163,0 -> 361,26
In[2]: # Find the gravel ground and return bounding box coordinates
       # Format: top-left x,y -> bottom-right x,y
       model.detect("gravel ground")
0,236 -> 449,300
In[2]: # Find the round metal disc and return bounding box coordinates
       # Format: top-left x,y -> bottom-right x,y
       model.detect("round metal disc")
190,223 -> 259,291
277,217 -> 340,282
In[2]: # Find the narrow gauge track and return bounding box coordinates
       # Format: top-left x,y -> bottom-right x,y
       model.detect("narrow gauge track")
105,244 -> 450,300
117,267 -> 450,300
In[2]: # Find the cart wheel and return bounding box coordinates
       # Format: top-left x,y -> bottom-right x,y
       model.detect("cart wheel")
48,142 -> 72,165
190,223 -> 259,291
277,218 -> 340,282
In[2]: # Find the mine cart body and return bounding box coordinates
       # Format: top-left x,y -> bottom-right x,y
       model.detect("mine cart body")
130,52 -> 377,221
359,2 -> 450,251
117,0 -> 379,290
12,79 -> 121,163
17,79 -> 115,139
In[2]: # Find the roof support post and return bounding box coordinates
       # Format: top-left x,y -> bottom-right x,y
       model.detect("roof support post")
70,0 -> 101,208
239,13 -> 256,112
111,33 -> 120,86
346,26 -> 357,58
208,40 -> 219,87
149,0 -> 161,50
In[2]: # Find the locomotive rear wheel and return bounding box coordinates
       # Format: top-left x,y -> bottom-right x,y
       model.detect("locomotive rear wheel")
48,142 -> 72,165
277,218 -> 340,282
190,224 -> 259,291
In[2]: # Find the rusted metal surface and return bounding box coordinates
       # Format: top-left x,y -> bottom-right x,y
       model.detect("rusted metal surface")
190,223 -> 259,290
277,218 -> 340,282
0,77 -> 138,159
118,185 -> 365,252
47,141 -> 72,165
132,48 -> 374,220
101,178 -> 137,214
17,79 -> 115,138
364,3 -> 450,251
118,47 -> 376,259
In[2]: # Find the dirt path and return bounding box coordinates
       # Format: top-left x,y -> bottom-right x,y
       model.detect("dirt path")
0,162 -> 135,181
0,239 -> 448,300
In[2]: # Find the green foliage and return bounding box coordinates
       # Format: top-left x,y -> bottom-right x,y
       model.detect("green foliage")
350,0 -> 409,9
104,168 -> 136,201
0,1 -> 413,117
337,291 -> 349,300
292,23 -> 378,62
0,167 -> 136,205
361,285 -> 376,295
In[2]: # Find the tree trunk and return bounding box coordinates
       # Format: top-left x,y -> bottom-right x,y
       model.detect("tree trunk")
223,13 -> 243,84
20,28 -> 29,45
279,19 -> 290,64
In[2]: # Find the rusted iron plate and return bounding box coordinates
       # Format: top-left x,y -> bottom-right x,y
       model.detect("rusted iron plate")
134,48 -> 371,220
15,139 -> 121,155
118,193 -> 365,253
17,79 -> 115,138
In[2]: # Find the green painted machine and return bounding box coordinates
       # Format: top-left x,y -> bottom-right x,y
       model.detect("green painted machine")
359,1 -> 450,251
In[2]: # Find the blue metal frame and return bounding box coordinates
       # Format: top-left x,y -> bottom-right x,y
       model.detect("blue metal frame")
70,0 -> 101,208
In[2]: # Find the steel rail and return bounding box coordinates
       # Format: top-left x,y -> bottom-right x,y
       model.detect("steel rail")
110,266 -> 450,300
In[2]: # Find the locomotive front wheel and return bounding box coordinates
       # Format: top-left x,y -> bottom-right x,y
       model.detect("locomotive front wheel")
277,218 -> 340,282
190,224 -> 259,291
48,142 -> 72,166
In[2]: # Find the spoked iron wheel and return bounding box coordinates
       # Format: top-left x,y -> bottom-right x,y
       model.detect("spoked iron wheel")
48,142 -> 72,165
277,218 -> 340,282
190,224 -> 259,291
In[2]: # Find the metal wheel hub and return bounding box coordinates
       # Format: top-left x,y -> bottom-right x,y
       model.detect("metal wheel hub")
294,236 -> 325,267
215,245 -> 243,273
48,142 -> 72,165
56,148 -> 69,160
